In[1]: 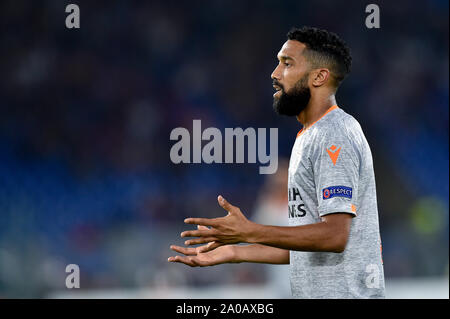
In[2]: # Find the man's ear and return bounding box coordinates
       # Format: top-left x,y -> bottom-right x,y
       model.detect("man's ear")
311,68 -> 331,87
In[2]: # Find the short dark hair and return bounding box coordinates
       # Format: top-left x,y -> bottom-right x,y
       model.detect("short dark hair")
287,26 -> 352,88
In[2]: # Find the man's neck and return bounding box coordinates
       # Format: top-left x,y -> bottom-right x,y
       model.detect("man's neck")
296,94 -> 337,129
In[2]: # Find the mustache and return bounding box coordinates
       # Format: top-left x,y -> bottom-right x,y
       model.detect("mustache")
272,80 -> 284,90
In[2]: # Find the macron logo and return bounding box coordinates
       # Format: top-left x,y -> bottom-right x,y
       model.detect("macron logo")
326,145 -> 341,165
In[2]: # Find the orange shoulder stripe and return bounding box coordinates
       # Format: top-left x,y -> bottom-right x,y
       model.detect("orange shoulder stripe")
296,104 -> 339,139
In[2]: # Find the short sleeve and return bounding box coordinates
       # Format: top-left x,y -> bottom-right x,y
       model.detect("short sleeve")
312,129 -> 360,217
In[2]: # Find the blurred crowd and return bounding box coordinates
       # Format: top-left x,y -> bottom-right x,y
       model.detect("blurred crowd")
0,0 -> 448,297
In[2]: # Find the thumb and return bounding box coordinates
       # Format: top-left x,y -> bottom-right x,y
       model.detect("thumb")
218,195 -> 236,213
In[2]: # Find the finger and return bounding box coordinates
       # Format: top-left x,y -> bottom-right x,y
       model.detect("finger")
167,255 -> 197,267
181,229 -> 217,238
185,237 -> 219,246
184,217 -> 219,227
197,241 -> 224,253
170,245 -> 198,256
217,195 -> 237,213
198,225 -> 210,230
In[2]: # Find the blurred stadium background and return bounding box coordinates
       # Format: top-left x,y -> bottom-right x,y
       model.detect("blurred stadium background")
0,0 -> 448,298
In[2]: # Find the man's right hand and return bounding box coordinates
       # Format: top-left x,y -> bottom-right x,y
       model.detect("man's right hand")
168,225 -> 237,267
168,245 -> 234,267
168,244 -> 236,267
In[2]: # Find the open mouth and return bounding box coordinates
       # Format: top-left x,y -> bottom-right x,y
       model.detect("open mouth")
273,85 -> 283,97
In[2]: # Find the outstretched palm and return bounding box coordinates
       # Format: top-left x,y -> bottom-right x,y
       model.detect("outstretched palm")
168,242 -> 235,267
169,225 -> 236,267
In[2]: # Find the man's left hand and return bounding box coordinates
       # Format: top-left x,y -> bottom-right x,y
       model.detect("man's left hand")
181,195 -> 255,252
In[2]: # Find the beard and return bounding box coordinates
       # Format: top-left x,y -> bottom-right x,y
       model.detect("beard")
272,73 -> 311,116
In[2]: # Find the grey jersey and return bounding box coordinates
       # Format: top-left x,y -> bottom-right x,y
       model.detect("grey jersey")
288,105 -> 385,299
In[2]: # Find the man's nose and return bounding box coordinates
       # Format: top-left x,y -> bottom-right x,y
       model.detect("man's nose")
271,64 -> 281,81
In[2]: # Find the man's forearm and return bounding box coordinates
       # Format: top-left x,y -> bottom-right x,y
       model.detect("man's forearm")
182,198 -> 352,254
245,215 -> 351,253
232,244 -> 290,264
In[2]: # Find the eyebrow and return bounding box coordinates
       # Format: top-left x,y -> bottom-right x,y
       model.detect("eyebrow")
277,55 -> 295,62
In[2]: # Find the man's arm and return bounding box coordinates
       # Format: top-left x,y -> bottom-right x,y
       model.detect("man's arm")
234,244 -> 289,264
168,242 -> 289,267
246,214 -> 352,253
181,196 -> 353,253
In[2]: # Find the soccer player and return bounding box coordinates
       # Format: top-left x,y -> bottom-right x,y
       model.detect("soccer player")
168,26 -> 385,299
